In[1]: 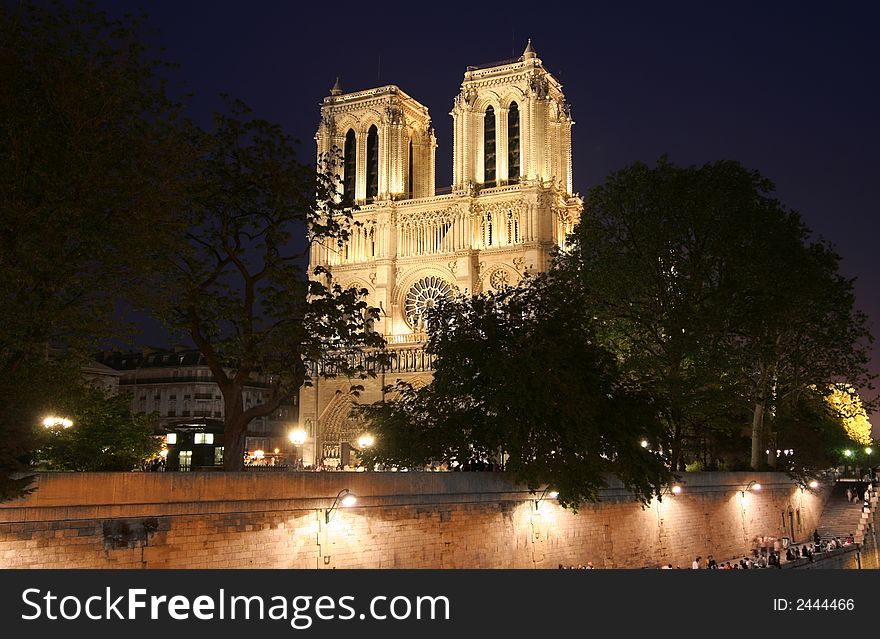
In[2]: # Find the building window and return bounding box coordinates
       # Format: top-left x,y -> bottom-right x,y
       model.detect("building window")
366,125 -> 378,202
507,102 -> 520,183
166,433 -> 177,445
484,106 -> 496,185
179,450 -> 192,471
194,433 -> 214,445
344,129 -> 356,202
214,447 -> 224,466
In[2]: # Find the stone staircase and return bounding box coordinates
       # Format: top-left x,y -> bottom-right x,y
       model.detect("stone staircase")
816,480 -> 877,544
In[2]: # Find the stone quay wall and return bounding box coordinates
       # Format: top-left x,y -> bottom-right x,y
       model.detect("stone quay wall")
0,472 -> 828,569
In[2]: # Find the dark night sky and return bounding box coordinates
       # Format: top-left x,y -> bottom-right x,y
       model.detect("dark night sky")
100,1 -> 879,432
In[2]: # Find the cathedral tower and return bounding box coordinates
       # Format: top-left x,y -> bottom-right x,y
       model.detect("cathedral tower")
300,43 -> 582,467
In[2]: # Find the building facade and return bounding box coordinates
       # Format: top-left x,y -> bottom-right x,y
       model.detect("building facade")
98,348 -> 298,462
300,42 -> 582,466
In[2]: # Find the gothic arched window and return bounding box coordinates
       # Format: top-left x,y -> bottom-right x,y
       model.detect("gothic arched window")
507,102 -> 520,183
484,106 -> 496,185
366,125 -> 379,202
343,129 -> 356,202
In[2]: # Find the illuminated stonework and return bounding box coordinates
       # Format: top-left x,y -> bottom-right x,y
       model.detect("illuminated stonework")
301,42 -> 583,466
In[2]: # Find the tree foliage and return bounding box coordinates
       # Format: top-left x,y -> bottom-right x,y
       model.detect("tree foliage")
825,387 -> 872,447
359,275 -> 675,509
0,1 -> 193,497
557,158 -> 874,471
169,101 -> 385,470
36,386 -> 160,472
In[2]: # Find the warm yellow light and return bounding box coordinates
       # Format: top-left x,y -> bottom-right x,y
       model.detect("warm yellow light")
340,493 -> 357,508
640,440 -> 649,448
358,434 -> 375,449
671,485 -> 682,494
288,429 -> 307,446
548,491 -> 559,499
866,447 -> 873,455
273,448 -> 280,455
844,449 -> 853,457
42,416 -> 73,429
808,480 -> 819,489
752,483 -> 762,491
159,449 -> 168,458
254,449 -> 265,459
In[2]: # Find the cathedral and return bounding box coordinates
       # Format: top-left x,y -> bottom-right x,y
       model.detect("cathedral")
298,41 -> 582,467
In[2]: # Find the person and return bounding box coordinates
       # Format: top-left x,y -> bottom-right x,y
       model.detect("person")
707,555 -> 717,569
813,529 -> 821,544
586,562 -> 594,569
692,556 -> 702,569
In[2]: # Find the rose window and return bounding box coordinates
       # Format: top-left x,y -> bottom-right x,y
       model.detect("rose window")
404,276 -> 453,329
489,269 -> 511,290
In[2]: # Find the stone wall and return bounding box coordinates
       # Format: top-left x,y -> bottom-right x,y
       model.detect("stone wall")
0,472 -> 828,569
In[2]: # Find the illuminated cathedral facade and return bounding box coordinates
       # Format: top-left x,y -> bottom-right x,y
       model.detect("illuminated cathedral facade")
298,42 -> 581,466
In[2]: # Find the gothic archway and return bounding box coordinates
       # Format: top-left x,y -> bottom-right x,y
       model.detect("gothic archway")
318,393 -> 366,466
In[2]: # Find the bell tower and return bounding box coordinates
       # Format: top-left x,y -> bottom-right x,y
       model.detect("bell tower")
451,40 -> 574,194
316,81 -> 436,203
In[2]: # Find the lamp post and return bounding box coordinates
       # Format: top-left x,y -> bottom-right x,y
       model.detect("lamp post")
288,429 -> 307,469
357,434 -> 375,470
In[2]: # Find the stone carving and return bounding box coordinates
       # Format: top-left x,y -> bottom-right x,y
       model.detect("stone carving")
385,105 -> 404,126
490,269 -> 510,289
529,75 -> 549,99
513,257 -> 525,271
448,260 -> 457,275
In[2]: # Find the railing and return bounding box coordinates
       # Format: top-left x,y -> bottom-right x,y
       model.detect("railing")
386,333 -> 427,345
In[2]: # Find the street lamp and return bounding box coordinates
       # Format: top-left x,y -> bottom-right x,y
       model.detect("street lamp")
289,429 -> 307,468
42,416 -> 73,429
326,488 -> 357,524
357,434 -> 375,450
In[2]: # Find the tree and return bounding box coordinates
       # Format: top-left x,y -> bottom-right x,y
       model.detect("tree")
826,387 -> 873,447
0,1 -> 193,497
558,158 -> 873,471
556,159 -> 757,469
773,388 -> 862,475
37,385 -> 160,472
724,217 -> 874,469
169,102 -> 385,470
359,274 -> 674,509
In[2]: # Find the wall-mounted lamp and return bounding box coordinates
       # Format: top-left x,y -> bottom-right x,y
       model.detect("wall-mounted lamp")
741,480 -> 762,497
534,487 -> 559,510
326,488 -> 357,524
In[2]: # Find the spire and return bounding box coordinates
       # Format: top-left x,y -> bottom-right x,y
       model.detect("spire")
330,77 -> 343,96
523,38 -> 536,60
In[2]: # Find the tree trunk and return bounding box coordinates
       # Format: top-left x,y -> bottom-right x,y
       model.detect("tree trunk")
750,402 -> 765,470
223,417 -> 247,471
